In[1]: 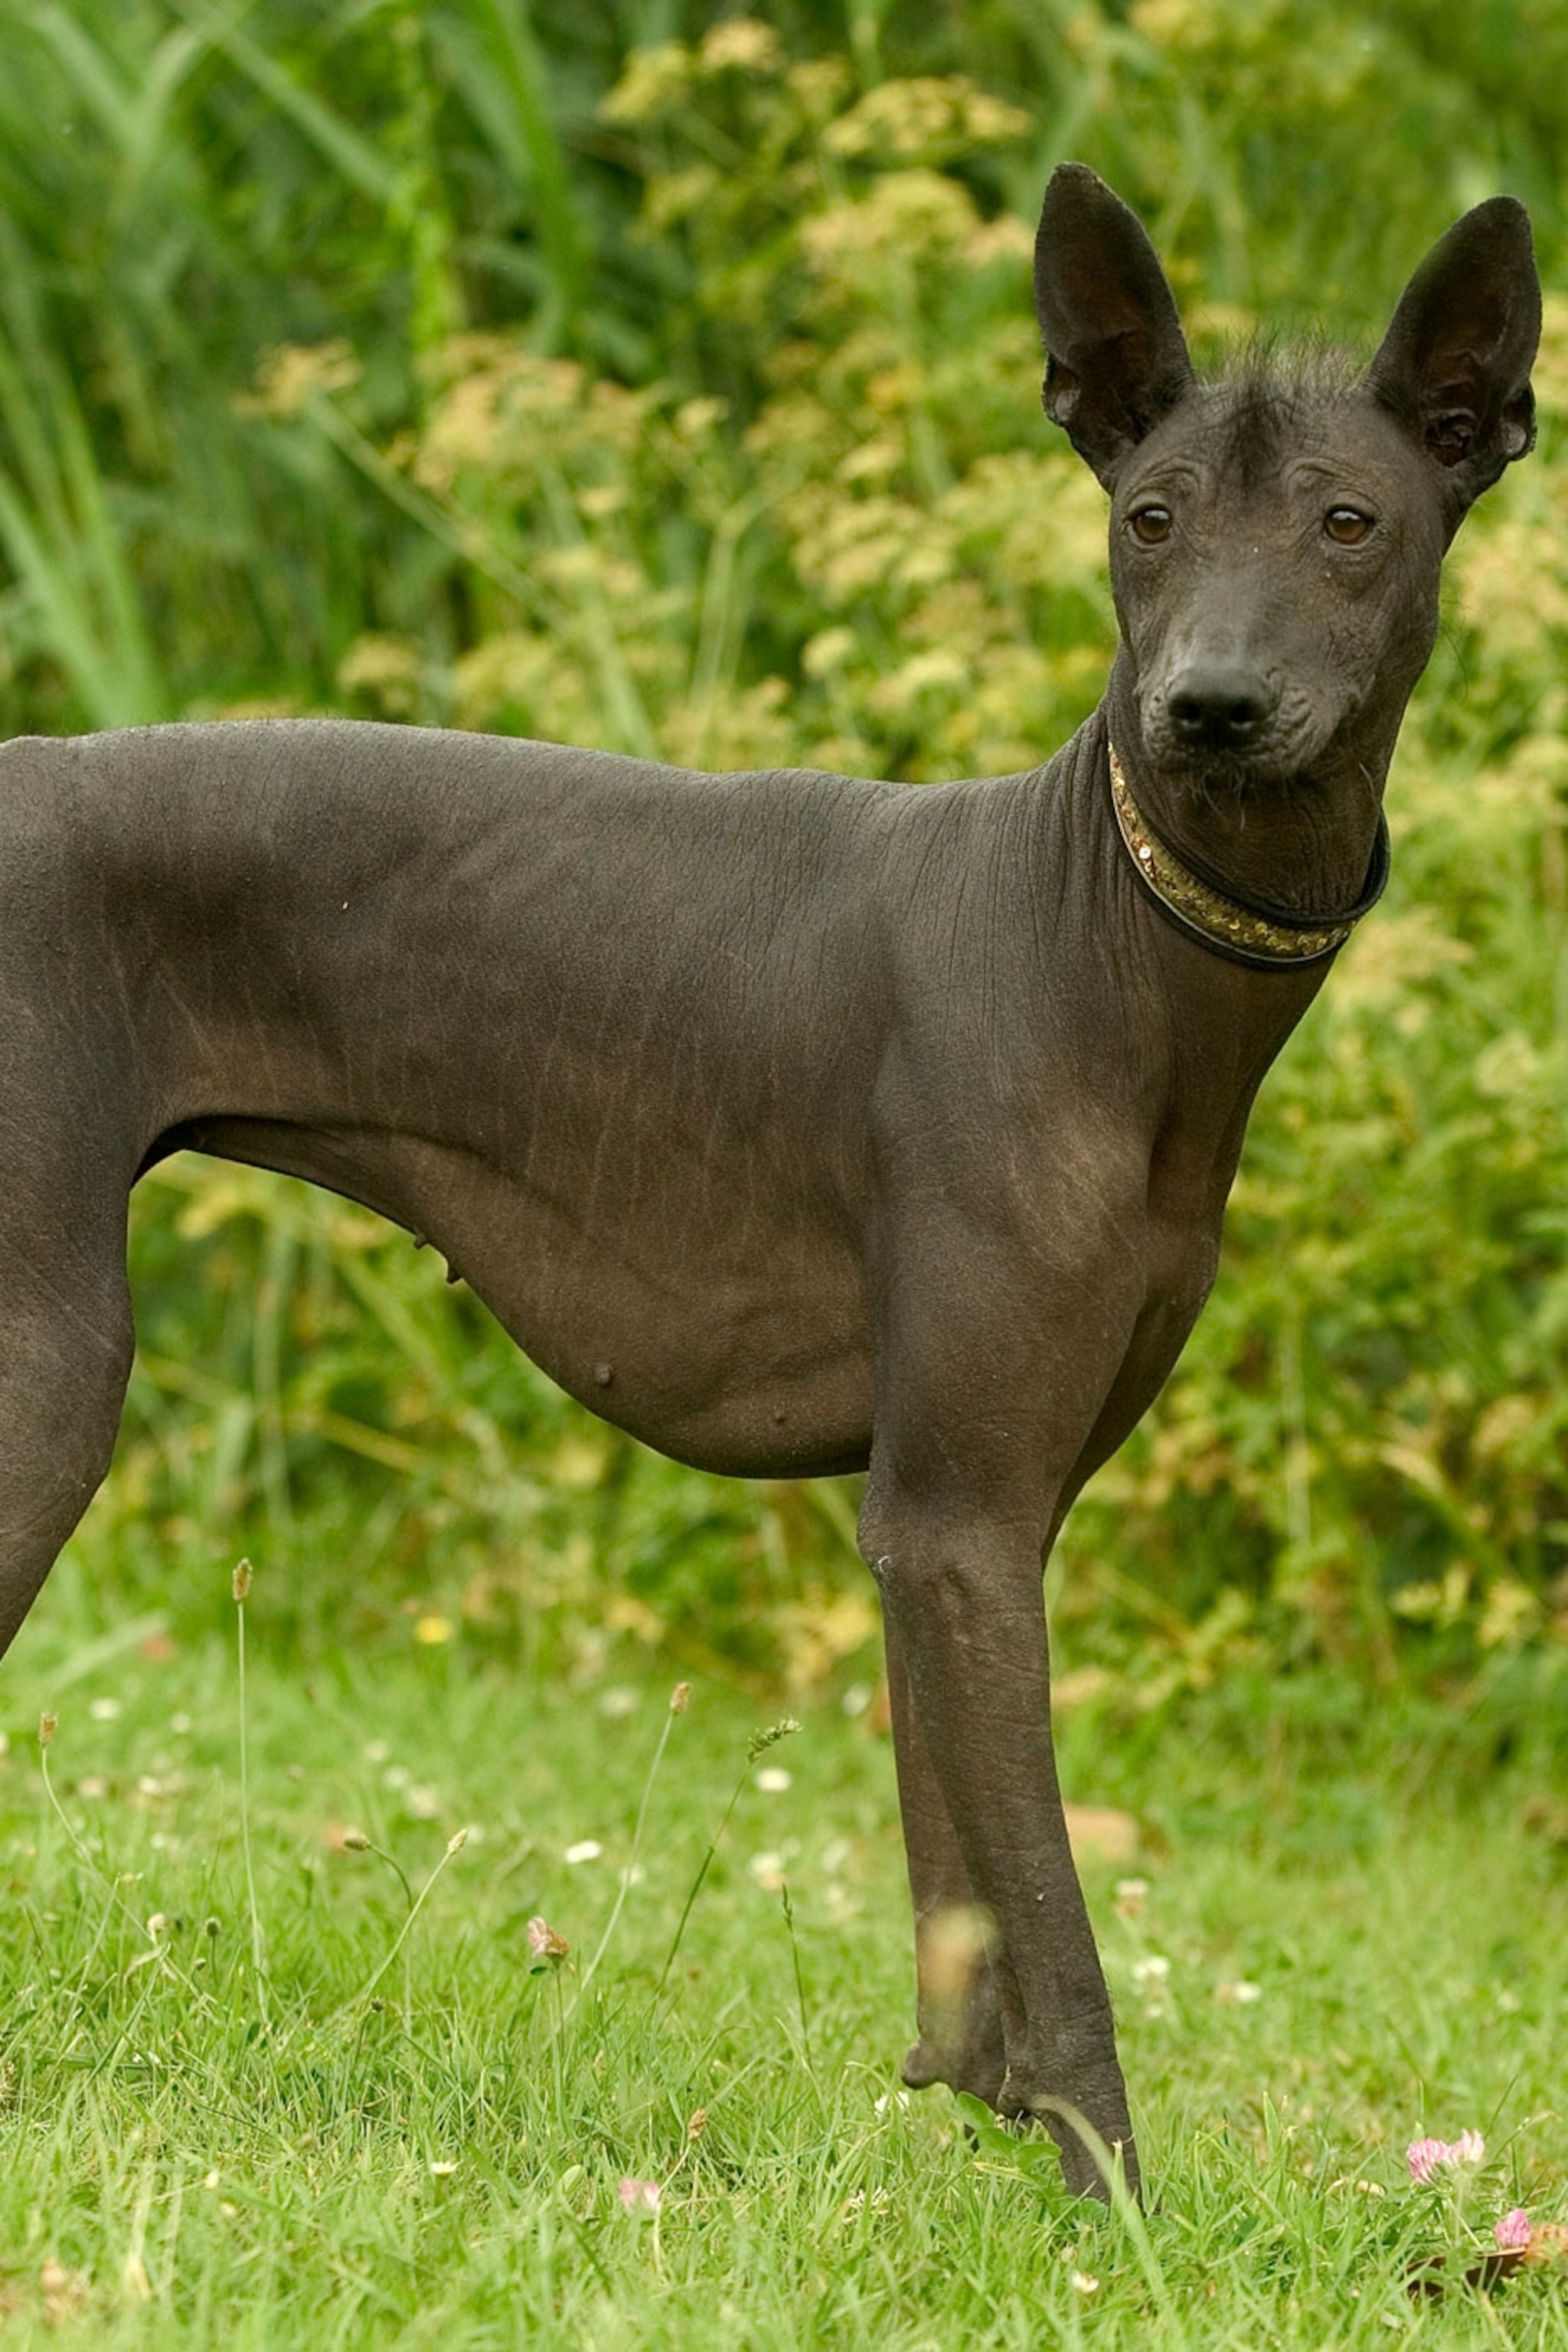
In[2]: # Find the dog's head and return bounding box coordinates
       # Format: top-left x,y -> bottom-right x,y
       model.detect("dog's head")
1033,165 -> 1540,790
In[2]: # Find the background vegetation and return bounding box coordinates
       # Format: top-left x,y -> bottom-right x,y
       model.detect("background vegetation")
2,0 -> 1566,1704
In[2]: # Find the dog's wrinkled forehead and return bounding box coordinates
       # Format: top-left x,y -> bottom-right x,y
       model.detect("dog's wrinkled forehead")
1147,348 -> 1368,490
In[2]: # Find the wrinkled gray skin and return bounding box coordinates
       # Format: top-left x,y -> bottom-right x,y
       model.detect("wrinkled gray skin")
0,168 -> 1540,2197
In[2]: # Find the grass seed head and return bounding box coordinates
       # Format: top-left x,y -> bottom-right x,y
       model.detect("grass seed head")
670,1681 -> 691,1714
38,1713 -> 57,1749
232,1558 -> 253,1602
746,1717 -> 799,1763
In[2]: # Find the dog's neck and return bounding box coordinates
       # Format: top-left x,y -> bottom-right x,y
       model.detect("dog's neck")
1103,742 -> 1388,969
1101,652 -> 1395,928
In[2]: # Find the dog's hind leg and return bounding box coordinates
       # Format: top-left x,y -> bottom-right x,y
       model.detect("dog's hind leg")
0,1190 -> 135,1661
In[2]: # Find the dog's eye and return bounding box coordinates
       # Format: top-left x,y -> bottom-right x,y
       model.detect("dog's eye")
1129,505 -> 1172,545
1324,507 -> 1374,545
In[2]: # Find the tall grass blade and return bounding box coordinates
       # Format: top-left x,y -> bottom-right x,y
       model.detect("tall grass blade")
440,0 -> 587,348
188,8 -> 400,204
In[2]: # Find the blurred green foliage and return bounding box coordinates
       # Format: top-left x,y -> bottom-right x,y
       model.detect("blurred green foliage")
2,2 -> 1566,1694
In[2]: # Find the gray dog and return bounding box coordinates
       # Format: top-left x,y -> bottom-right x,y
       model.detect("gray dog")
0,167 -> 1540,2195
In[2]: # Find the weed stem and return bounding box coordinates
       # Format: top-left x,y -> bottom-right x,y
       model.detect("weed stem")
659,1717 -> 797,1993
233,1560 -> 268,2016
342,1828 -> 469,2013
36,1721 -> 211,2011
570,1682 -> 689,2014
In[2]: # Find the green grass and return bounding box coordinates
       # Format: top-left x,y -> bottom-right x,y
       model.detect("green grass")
1,1560 -> 1565,2345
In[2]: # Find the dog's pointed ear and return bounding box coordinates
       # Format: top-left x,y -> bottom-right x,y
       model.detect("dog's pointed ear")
1034,164 -> 1195,488
1366,197 -> 1541,517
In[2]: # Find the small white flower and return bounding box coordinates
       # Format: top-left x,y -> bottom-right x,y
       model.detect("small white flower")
599,1687 -> 639,1718
564,1839 -> 603,1866
1131,1955 -> 1171,1989
748,1851 -> 787,1891
89,1697 -> 122,1722
754,1766 -> 792,1793
406,1785 -> 441,1820
841,1683 -> 874,1717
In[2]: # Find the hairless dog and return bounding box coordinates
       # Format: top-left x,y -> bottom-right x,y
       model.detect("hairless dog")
0,168 -> 1540,2195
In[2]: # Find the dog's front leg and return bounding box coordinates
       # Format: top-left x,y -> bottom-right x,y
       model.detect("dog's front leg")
868,1491 -> 1135,2197
885,1613 -> 1007,2108
860,1240 -> 1144,2200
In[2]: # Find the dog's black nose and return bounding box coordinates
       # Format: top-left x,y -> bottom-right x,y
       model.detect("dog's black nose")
1166,667 -> 1276,750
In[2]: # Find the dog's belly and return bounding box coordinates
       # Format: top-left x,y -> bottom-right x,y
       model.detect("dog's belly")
167,1117 -> 876,1479
457,1182 -> 876,1478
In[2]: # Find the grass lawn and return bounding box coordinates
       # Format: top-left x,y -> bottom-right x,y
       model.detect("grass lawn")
1,1557 -> 1566,2347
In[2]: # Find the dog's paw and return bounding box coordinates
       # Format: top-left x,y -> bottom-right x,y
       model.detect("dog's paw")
900,2033 -> 1006,2108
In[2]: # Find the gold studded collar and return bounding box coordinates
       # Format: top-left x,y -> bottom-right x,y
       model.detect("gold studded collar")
1107,743 -> 1389,972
